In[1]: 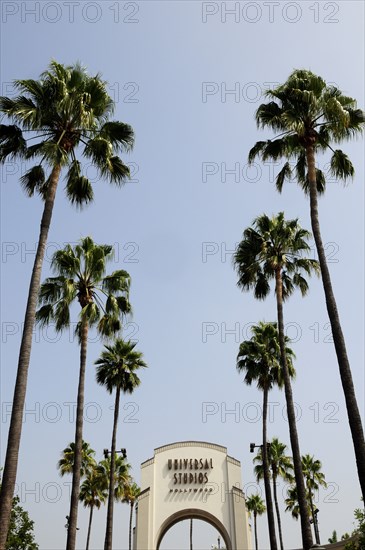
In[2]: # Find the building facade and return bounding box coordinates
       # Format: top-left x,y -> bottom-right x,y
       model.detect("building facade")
134,440 -> 252,549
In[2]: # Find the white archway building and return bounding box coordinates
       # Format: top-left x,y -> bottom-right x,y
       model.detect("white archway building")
134,441 -> 252,549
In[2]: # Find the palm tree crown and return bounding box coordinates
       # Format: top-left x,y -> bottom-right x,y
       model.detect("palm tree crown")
58,441 -> 96,478
95,339 -> 147,394
0,60 -> 134,204
248,69 -> 364,194
36,236 -> 131,335
237,321 -> 295,390
234,212 -> 320,300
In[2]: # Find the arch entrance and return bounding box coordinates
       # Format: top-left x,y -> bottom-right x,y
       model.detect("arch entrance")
134,441 -> 252,550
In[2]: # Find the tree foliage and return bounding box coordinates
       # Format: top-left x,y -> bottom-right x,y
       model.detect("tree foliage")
6,495 -> 38,550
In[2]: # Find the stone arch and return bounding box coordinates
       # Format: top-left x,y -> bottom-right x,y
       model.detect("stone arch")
134,441 -> 252,550
156,508 -> 232,550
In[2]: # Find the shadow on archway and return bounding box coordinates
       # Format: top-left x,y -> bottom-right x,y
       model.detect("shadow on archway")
156,508 -> 232,550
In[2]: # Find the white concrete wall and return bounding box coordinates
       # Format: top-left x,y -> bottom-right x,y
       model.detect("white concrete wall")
137,441 -> 252,549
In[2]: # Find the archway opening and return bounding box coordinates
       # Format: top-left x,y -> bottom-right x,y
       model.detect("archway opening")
159,518 -> 227,550
156,509 -> 232,550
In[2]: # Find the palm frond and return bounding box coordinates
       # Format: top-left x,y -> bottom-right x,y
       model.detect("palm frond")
65,160 -> 94,207
102,270 -> 131,293
20,165 -> 45,197
330,150 -> 354,181
0,124 -> 27,162
101,156 -> 130,184
275,162 -> 292,192
35,304 -> 54,327
99,122 -> 134,152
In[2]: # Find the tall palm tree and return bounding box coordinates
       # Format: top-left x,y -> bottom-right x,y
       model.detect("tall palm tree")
0,61 -> 134,548
248,69 -> 365,499
79,467 -> 108,550
122,482 -> 141,550
234,212 -> 320,550
302,454 -> 327,544
237,322 -> 295,550
254,438 -> 294,550
190,518 -> 193,550
58,441 -> 96,478
35,237 -> 131,550
95,339 -> 147,550
246,494 -> 266,550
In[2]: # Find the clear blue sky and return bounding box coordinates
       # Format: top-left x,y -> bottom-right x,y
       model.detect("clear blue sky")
1,1 -> 364,548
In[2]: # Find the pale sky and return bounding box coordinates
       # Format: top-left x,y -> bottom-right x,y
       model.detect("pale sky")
1,1 -> 364,548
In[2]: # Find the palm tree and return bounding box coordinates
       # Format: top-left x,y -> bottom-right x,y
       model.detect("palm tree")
234,212 -> 320,550
246,494 -> 266,550
95,339 -> 147,550
96,455 -> 132,500
79,468 -> 108,550
35,237 -> 131,550
58,441 -> 96,478
122,482 -> 141,550
248,69 -> 365,499
302,454 -> 327,544
254,438 -> 294,550
190,518 -> 193,550
237,321 -> 295,550
0,61 -> 134,548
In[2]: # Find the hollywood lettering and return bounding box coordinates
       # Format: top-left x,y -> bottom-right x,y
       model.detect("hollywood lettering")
167,458 -> 213,485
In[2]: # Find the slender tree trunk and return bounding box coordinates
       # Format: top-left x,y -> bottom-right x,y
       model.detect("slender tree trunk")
66,319 -> 89,550
308,491 -> 316,544
306,144 -> 365,500
104,386 -> 121,550
254,512 -> 258,550
307,484 -> 320,545
190,518 -> 193,550
129,502 -> 134,550
86,504 -> 94,550
275,269 -> 313,550
262,387 -> 278,550
272,471 -> 284,550
0,165 -> 61,550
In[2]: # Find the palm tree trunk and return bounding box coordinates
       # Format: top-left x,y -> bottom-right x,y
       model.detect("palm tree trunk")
254,512 -> 258,550
0,164 -> 61,550
262,387 -> 278,550
190,518 -> 193,550
272,471 -> 284,550
86,504 -> 94,550
129,502 -> 134,550
306,145 -> 365,500
275,268 -> 313,550
66,319 -> 89,550
104,386 -> 121,550
307,484 -> 320,545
